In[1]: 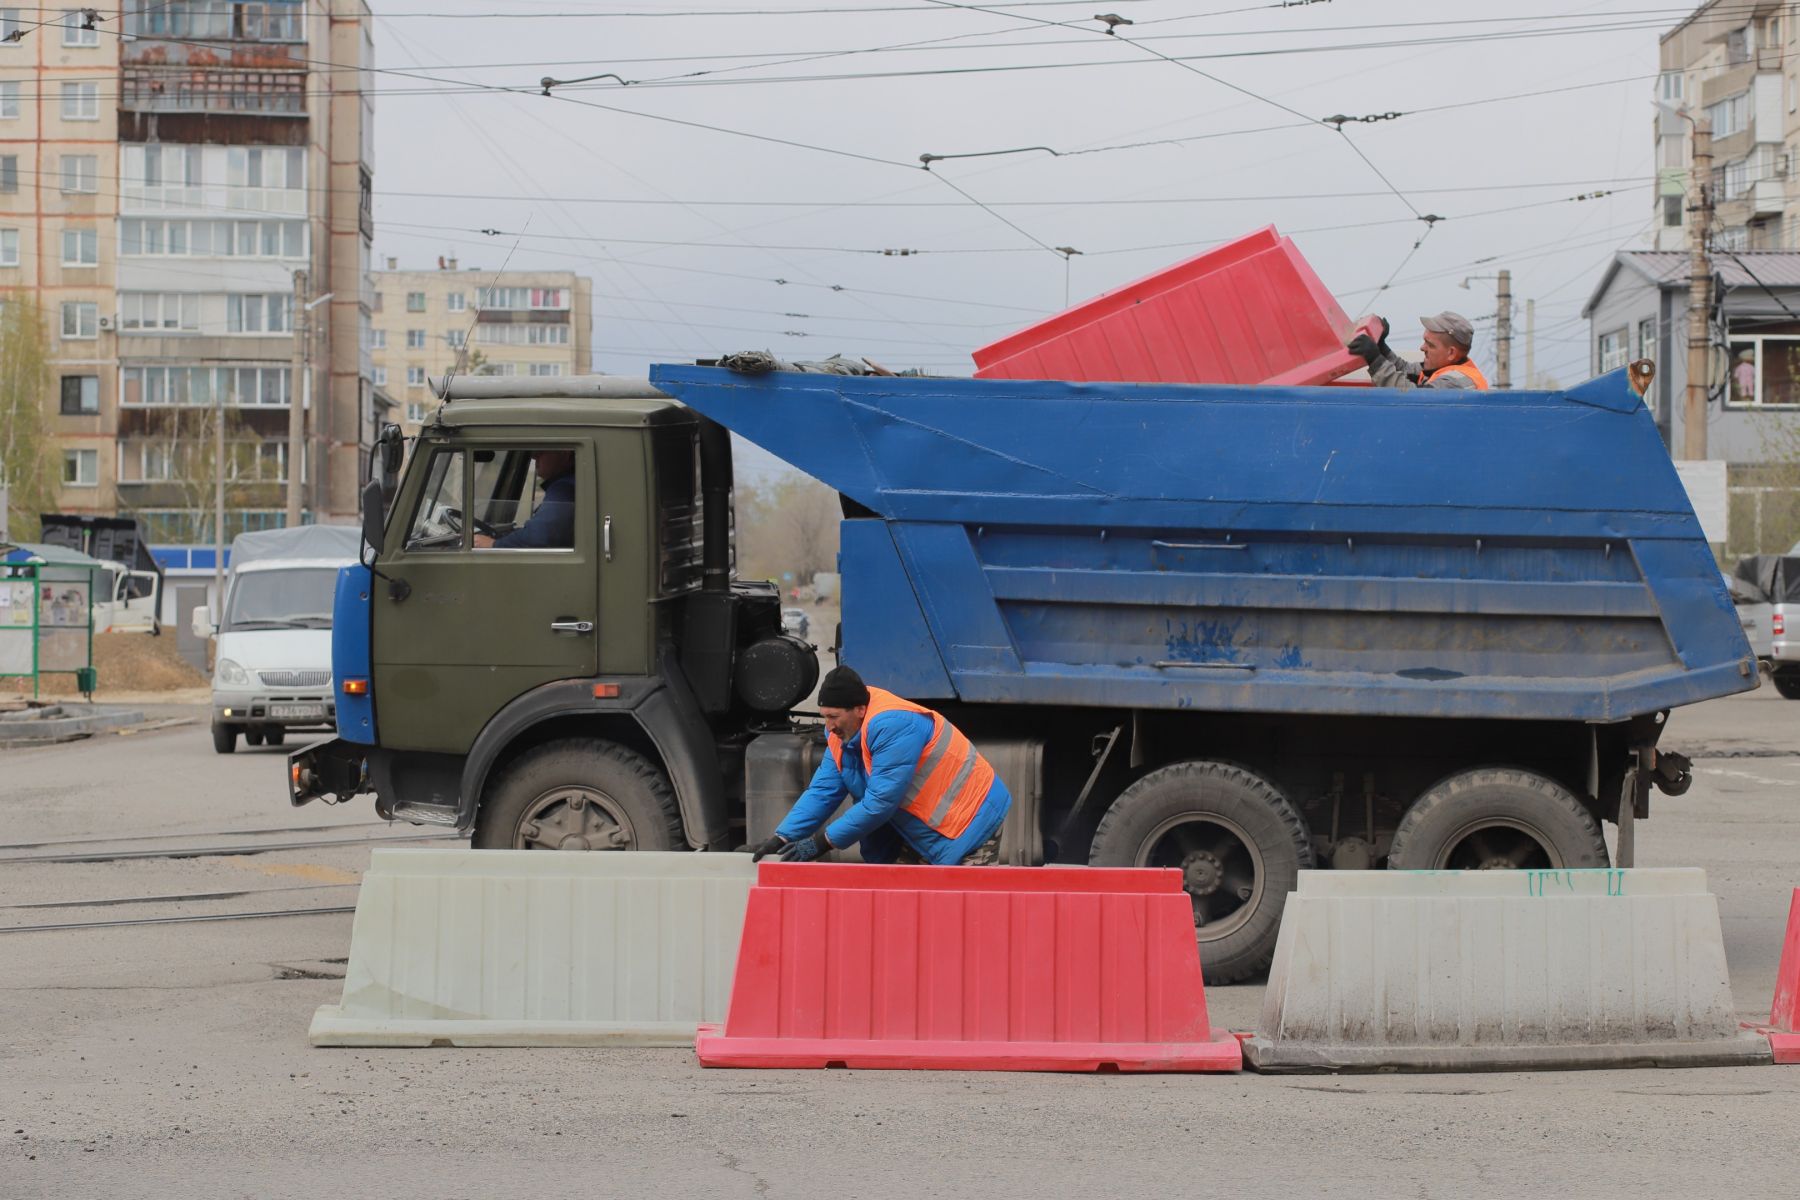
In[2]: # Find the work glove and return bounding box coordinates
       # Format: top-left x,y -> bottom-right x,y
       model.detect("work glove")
749,835 -> 788,862
778,831 -> 832,862
1346,316 -> 1390,365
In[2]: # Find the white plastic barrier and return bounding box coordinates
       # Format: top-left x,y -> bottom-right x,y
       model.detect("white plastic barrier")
310,849 -> 755,1048
1243,868 -> 1774,1072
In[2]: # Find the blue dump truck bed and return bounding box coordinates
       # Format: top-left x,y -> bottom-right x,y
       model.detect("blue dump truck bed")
650,364 -> 1756,723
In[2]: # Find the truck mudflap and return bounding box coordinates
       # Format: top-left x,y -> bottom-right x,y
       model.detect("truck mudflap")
289,738 -> 370,807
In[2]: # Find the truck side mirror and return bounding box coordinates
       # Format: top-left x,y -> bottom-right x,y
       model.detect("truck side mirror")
190,606 -> 216,640
377,422 -> 404,509
361,478 -> 386,557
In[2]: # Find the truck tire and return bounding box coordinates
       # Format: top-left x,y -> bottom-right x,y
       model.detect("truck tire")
1773,671 -> 1800,700
264,729 -> 286,746
1387,767 -> 1608,871
473,738 -> 684,852
245,730 -> 265,747
211,722 -> 237,754
1088,760 -> 1311,985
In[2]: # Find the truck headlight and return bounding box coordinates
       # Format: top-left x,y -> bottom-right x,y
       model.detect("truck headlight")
216,658 -> 249,686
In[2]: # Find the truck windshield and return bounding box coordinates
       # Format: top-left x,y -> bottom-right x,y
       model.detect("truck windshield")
224,568 -> 338,631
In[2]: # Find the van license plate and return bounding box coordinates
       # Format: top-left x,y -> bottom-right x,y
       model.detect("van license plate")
269,704 -> 326,720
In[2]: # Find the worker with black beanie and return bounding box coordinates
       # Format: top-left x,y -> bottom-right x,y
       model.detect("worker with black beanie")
751,666 -> 1012,865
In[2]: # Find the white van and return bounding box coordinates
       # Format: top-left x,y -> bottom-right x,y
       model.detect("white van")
194,526 -> 360,753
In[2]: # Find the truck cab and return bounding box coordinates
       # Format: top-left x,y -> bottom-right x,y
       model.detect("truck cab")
293,379 -> 818,854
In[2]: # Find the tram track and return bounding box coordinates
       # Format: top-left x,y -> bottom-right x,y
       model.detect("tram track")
0,830 -> 463,866
1,905 -> 359,935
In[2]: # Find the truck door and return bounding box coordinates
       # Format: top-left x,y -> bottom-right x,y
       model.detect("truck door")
371,440 -> 599,752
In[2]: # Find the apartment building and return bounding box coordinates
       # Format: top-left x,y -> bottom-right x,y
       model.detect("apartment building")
1655,4 -> 1800,254
370,258 -> 592,432
0,0 -> 376,542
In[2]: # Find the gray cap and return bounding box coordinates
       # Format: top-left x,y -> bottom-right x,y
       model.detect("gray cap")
1420,311 -> 1474,348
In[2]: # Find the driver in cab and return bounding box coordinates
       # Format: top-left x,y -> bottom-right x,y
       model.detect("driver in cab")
474,449 -> 575,549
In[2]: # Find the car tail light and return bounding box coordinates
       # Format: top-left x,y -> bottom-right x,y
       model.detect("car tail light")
1775,614 -> 1786,637
342,678 -> 370,696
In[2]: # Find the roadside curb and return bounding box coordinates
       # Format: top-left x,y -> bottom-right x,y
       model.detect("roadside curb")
0,705 -> 147,746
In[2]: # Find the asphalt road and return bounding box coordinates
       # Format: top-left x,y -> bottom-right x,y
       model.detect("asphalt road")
3,689 -> 1798,1199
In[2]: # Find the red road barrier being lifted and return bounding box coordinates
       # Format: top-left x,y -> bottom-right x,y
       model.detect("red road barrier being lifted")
695,862 -> 1241,1073
970,226 -> 1372,388
1768,888 -> 1800,1064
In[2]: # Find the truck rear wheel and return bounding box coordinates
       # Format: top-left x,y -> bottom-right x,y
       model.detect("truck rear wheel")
1772,671 -> 1800,700
473,738 -> 684,852
1088,760 -> 1311,985
1386,767 -> 1608,871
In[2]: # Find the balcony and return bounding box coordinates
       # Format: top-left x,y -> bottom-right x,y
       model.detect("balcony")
122,68 -> 305,117
1752,176 -> 1786,218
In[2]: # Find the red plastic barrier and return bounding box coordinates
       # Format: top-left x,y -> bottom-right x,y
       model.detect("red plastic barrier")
971,226 -> 1367,388
1770,888 -> 1800,1065
695,862 -> 1242,1072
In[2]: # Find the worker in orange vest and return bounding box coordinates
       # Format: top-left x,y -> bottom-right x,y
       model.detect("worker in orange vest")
751,666 -> 1012,865
1348,311 -> 1490,391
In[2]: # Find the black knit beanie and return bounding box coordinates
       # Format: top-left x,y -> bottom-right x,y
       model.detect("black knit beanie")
817,666 -> 871,709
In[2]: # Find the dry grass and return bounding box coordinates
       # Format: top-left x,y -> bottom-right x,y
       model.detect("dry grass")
5,632 -> 206,696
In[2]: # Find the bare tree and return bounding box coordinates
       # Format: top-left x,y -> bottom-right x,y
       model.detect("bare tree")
735,474 -> 840,587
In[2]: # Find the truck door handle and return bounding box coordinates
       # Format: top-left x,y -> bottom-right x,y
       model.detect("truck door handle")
603,515 -> 613,562
550,620 -> 595,634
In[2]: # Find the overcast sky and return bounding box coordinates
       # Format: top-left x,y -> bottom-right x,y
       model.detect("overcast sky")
368,0 -> 1673,393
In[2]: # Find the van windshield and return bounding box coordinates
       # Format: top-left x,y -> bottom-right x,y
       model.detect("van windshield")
224,568 -> 338,631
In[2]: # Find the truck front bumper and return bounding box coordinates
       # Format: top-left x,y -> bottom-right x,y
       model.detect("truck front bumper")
216,688 -> 336,730
289,737 -> 371,808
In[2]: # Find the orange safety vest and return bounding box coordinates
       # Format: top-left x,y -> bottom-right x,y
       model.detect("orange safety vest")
827,687 -> 995,840
1425,359 -> 1489,390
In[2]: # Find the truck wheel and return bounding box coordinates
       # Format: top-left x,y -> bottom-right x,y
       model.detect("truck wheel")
245,730 -> 265,747
473,739 -> 684,851
1088,760 -> 1312,985
211,723 -> 237,755
264,729 -> 286,746
1773,672 -> 1800,700
1387,767 -> 1608,871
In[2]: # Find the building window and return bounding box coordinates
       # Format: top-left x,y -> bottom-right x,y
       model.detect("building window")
1717,225 -> 1750,250
406,292 -> 426,312
1658,71 -> 1683,103
60,8 -> 98,45
476,286 -> 569,311
120,365 -> 291,407
61,228 -> 97,266
0,81 -> 17,120
62,449 -> 98,487
1637,318 -> 1657,368
405,401 -> 425,423
0,155 -> 17,193
405,329 -> 426,349
0,228 -> 17,267
369,328 -> 386,349
1707,92 -> 1750,138
406,366 -> 426,386
61,375 -> 99,414
119,218 -> 305,258
477,323 -> 571,346
372,366 -> 387,386
529,363 -> 564,376
226,146 -> 304,191
446,292 -> 466,312
445,328 -> 464,348
135,144 -> 203,189
227,293 -> 291,333
1726,337 -> 1800,405
60,154 -> 98,194
61,81 -> 99,121
0,9 -> 19,42
61,301 -> 97,339
120,292 -> 200,332
1598,329 -> 1628,373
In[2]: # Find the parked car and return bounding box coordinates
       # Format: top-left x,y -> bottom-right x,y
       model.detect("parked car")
781,607 -> 810,638
1734,555 -> 1800,697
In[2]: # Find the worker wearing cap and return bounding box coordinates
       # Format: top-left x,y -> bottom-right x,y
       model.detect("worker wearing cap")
750,666 -> 1012,866
1347,311 -> 1490,390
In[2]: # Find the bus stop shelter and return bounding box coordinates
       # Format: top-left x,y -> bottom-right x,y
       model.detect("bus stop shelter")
2,542 -> 100,699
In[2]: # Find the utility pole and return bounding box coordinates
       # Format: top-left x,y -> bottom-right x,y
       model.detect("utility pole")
213,383 -> 224,613
1685,117 -> 1713,461
1495,269 -> 1512,389
286,268 -> 309,528
1526,298 -> 1536,389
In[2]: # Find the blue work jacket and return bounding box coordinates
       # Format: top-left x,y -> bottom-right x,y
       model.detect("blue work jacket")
776,709 -> 1010,864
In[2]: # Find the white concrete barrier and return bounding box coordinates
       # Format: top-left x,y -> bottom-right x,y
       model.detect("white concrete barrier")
309,849 -> 755,1048
1243,868 -> 1774,1072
